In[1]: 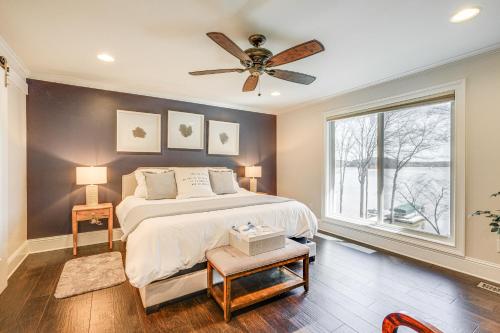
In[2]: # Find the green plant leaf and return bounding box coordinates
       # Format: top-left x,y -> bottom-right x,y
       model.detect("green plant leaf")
491,227 -> 499,232
490,222 -> 499,227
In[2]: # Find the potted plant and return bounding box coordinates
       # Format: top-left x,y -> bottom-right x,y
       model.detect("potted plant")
472,192 -> 500,234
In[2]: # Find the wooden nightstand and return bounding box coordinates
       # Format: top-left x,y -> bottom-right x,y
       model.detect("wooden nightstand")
72,203 -> 113,255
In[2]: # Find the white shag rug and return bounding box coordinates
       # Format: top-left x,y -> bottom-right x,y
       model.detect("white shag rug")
54,252 -> 126,298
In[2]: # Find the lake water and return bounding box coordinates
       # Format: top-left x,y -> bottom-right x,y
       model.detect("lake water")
331,167 -> 451,236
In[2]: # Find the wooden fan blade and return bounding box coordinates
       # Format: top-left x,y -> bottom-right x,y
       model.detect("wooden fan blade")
267,69 -> 316,85
243,75 -> 258,92
207,32 -> 252,65
266,40 -> 324,68
189,68 -> 244,75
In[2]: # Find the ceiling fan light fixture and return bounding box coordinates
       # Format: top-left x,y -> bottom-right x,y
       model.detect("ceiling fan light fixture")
271,91 -> 281,96
450,7 -> 481,23
97,53 -> 115,62
190,32 -> 325,92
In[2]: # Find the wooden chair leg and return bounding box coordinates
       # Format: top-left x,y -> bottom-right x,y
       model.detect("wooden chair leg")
207,262 -> 213,297
223,277 -> 231,322
303,255 -> 309,292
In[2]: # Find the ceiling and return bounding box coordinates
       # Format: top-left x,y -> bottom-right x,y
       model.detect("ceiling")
1,0 -> 500,114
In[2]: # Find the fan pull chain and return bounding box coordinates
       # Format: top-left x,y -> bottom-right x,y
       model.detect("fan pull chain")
258,77 -> 262,97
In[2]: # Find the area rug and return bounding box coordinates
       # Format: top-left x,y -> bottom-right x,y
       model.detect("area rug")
54,252 -> 126,298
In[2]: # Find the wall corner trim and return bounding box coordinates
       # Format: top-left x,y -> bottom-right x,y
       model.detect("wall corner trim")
7,240 -> 29,278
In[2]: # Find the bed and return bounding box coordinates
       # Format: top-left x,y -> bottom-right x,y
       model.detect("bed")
116,167 -> 318,311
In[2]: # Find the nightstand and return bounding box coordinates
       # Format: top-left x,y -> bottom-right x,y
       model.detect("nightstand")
72,203 -> 113,255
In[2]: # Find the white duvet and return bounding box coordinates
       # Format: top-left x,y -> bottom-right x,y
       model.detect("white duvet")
116,190 -> 318,288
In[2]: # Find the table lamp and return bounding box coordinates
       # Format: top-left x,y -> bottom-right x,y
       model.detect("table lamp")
76,166 -> 107,206
245,166 -> 262,193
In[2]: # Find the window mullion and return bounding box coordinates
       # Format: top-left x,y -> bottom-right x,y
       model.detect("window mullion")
377,113 -> 384,225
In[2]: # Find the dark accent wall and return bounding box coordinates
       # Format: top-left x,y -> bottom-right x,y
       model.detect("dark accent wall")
27,80 -> 276,239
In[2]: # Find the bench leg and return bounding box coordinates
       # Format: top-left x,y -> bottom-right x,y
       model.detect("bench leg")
207,262 -> 213,297
303,255 -> 309,292
224,277 -> 231,322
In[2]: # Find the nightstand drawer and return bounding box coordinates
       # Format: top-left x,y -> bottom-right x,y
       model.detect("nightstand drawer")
76,208 -> 110,221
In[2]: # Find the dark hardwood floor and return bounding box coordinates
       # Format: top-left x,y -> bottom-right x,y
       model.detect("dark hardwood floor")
1,234 -> 500,333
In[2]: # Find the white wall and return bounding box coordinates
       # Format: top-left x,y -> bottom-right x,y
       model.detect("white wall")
278,49 -> 500,266
0,66 -> 8,292
0,37 -> 29,283
6,82 -> 27,261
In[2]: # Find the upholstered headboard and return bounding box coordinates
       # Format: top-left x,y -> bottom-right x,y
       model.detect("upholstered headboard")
121,167 -> 233,199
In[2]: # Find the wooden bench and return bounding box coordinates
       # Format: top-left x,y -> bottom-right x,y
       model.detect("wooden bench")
206,239 -> 309,322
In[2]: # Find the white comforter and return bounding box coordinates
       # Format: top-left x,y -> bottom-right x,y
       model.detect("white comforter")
116,190 -> 318,288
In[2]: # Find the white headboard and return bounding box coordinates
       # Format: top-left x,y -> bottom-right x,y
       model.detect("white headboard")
121,167 -> 233,199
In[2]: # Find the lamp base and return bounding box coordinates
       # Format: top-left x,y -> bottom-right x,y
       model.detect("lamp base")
249,178 -> 258,193
85,185 -> 99,206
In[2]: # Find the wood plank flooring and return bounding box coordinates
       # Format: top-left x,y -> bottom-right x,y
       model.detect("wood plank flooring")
1,235 -> 499,332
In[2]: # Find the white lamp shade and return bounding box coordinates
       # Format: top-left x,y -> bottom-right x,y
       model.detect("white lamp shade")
245,166 -> 262,178
76,166 -> 107,185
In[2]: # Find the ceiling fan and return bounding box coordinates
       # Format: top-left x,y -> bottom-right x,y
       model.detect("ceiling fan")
189,32 -> 325,93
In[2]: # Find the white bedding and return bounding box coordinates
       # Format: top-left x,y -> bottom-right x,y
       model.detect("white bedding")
116,190 -> 318,288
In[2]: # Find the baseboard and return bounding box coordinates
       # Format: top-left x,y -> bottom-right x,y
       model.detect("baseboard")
7,240 -> 29,278
29,228 -> 123,254
319,220 -> 500,285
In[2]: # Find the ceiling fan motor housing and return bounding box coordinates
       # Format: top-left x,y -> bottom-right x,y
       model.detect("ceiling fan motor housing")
240,34 -> 273,68
242,47 -> 273,67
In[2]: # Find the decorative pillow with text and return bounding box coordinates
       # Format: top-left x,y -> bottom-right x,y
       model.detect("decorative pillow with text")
174,168 -> 215,199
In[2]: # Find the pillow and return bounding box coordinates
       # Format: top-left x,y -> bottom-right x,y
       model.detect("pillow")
175,168 -> 215,199
134,168 -> 171,198
209,169 -> 238,195
144,170 -> 177,200
209,168 -> 241,190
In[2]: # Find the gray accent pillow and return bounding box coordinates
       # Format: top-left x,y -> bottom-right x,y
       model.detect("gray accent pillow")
209,170 -> 238,195
144,170 -> 177,200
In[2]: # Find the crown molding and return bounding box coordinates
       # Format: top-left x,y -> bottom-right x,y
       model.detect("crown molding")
277,42 -> 500,115
28,72 -> 277,115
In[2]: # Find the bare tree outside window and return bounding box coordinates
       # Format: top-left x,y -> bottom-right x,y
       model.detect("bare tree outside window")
383,102 -> 451,231
328,100 -> 452,238
398,179 -> 449,235
334,122 -> 354,213
351,116 -> 377,218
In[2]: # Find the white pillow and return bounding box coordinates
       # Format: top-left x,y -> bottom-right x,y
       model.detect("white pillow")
134,168 -> 171,198
209,168 -> 241,190
175,167 -> 215,199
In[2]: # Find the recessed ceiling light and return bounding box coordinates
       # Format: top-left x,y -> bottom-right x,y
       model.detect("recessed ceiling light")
97,53 -> 115,62
450,7 -> 481,23
271,91 -> 281,96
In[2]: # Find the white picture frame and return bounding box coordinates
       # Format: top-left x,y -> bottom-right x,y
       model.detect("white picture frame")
167,111 -> 205,149
116,110 -> 161,153
208,120 -> 240,155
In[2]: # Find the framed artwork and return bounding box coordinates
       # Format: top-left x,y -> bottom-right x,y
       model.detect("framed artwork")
208,120 -> 240,155
167,111 -> 204,149
116,110 -> 161,153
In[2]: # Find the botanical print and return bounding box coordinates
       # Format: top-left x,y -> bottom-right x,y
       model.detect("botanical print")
208,120 -> 239,155
168,111 -> 204,149
179,124 -> 193,138
132,126 -> 146,138
116,110 -> 161,153
219,132 -> 229,144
